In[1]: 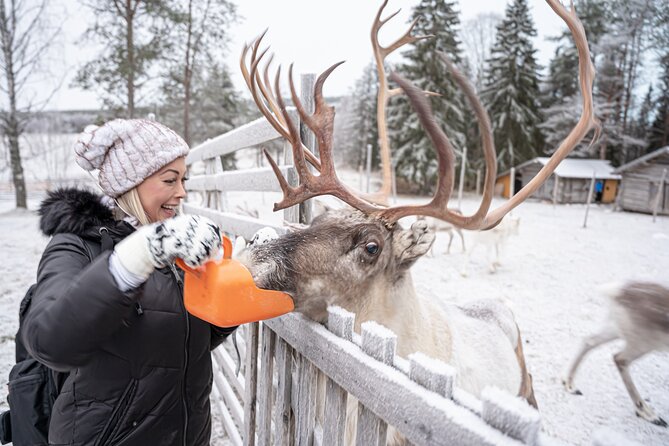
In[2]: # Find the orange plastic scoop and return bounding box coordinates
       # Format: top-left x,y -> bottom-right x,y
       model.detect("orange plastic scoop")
176,235 -> 294,327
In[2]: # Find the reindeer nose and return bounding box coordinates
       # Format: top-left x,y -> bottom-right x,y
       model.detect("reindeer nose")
412,219 -> 429,232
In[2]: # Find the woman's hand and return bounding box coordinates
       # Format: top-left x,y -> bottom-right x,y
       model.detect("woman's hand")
114,215 -> 222,281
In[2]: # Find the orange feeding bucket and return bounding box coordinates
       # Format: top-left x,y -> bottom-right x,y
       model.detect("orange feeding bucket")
176,235 -> 294,327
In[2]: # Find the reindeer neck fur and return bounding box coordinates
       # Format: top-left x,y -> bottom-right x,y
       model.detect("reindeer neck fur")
348,269 -> 454,361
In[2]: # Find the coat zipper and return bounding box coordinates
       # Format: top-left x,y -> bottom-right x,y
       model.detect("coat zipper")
170,264 -> 189,446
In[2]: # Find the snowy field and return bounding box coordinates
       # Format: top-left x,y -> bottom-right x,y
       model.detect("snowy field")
0,191 -> 668,446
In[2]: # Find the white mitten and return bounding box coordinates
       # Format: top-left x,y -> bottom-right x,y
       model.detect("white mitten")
114,214 -> 222,281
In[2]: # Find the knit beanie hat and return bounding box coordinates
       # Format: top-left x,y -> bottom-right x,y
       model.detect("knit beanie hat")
74,119 -> 190,198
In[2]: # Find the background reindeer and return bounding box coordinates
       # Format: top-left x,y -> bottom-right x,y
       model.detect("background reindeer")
416,211 -> 466,256
460,215 -> 520,276
238,0 -> 597,443
563,281 -> 669,427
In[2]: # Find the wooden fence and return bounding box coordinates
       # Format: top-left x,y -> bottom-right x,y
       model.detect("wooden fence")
183,76 -> 555,446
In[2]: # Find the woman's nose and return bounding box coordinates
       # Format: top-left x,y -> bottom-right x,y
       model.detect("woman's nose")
176,180 -> 187,198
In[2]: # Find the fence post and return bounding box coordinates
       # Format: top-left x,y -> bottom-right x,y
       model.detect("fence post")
583,171 -> 596,228
299,73 -> 316,224
652,168 -> 667,222
357,321 -> 397,446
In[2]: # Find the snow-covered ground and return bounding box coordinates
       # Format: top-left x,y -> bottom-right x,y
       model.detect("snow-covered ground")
1,192 -> 668,445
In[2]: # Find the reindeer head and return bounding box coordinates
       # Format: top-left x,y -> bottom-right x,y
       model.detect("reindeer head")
240,211 -> 434,321
239,0 -> 598,320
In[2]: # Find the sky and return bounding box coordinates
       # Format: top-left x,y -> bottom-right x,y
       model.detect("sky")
46,0 -> 567,111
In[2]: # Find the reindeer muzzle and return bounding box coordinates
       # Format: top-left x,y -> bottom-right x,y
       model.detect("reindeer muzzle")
176,235 -> 295,327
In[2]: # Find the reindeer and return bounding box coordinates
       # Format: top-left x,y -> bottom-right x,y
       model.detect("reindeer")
460,215 -> 520,276
238,0 -> 597,443
563,281 -> 669,427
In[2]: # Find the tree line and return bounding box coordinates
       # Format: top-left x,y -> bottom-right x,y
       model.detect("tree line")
338,0 -> 669,194
1,0 -> 245,208
2,0 -> 668,207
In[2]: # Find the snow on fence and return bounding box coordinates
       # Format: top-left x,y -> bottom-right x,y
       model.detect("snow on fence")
184,76 -> 554,446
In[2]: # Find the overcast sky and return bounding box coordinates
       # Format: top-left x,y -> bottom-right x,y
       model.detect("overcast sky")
47,0 -> 567,111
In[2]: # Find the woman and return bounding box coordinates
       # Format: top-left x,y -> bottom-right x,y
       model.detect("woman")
22,119 -> 231,445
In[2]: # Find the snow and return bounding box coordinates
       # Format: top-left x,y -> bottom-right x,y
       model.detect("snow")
1,192 -> 668,445
514,157 -> 621,180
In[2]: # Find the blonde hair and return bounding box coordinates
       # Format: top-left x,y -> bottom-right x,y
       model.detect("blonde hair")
115,188 -> 152,226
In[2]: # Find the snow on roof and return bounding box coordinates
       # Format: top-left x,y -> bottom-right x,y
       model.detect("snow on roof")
613,146 -> 669,173
500,157 -> 621,180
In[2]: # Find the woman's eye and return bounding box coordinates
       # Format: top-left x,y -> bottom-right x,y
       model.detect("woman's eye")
365,242 -> 379,255
164,179 -> 177,184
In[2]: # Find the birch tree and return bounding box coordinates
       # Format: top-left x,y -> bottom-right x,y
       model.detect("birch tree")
159,0 -> 236,145
0,0 -> 59,208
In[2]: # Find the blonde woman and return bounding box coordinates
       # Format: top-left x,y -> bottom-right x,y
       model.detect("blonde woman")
19,119 -> 230,445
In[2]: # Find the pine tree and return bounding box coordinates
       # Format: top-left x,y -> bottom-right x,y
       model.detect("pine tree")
482,0 -> 543,173
649,54 -> 669,150
159,58 -> 243,169
634,85 -> 653,142
540,0 -> 608,156
336,63 -> 380,171
389,0 -> 466,194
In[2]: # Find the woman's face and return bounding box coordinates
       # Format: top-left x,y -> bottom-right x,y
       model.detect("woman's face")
137,157 -> 188,223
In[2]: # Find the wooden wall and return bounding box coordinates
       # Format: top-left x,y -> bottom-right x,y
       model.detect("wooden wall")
619,152 -> 669,215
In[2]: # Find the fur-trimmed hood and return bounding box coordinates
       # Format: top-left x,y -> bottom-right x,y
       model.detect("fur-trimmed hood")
38,188 -> 133,239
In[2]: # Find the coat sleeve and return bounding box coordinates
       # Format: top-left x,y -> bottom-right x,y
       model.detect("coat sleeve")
22,234 -> 141,372
210,325 -> 238,351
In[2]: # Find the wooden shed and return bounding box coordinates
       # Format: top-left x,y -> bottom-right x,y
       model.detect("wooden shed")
614,146 -> 669,215
495,157 -> 621,203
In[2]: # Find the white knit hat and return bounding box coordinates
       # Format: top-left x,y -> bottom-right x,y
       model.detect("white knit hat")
74,119 -> 190,198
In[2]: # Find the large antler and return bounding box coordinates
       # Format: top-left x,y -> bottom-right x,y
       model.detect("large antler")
368,0 -> 431,205
242,0 -> 599,230
241,34 -> 385,214
240,32 -> 322,171
376,0 -> 599,228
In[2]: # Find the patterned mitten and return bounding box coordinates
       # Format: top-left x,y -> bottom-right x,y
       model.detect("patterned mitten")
115,215 -> 222,280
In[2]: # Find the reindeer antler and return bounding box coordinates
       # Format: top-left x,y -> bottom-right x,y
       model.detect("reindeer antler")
242,0 -> 599,231
368,0 -> 431,205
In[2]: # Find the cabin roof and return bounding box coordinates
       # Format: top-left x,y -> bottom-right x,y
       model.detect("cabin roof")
498,157 -> 621,180
613,146 -> 669,173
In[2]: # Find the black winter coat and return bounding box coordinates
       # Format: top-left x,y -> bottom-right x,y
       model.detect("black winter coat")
22,188 -> 235,446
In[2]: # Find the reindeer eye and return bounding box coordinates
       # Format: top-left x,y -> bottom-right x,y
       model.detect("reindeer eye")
365,242 -> 379,255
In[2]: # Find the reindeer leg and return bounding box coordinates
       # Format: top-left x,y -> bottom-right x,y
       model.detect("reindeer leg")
460,241 -> 476,277
489,243 -> 500,273
614,344 -> 667,427
458,229 -> 466,252
446,230 -> 454,254
562,326 -> 618,395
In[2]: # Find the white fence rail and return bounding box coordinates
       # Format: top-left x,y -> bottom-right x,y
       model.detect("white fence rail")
184,76 -> 556,446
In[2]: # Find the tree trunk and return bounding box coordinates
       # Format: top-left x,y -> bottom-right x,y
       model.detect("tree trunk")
126,0 -> 135,117
0,0 -> 27,208
183,0 -> 193,146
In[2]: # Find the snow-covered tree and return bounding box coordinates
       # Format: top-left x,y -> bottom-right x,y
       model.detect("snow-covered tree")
159,58 -> 243,170
481,0 -> 543,173
591,0 -> 656,164
335,62 -> 380,171
649,54 -> 669,150
389,0 -> 466,194
460,12 -> 502,90
540,0 -> 608,157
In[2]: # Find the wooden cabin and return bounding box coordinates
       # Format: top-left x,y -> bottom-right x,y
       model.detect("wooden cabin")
496,157 -> 621,204
614,146 -> 669,215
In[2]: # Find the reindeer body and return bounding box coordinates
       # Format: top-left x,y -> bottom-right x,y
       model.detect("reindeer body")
563,281 -> 669,426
